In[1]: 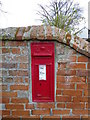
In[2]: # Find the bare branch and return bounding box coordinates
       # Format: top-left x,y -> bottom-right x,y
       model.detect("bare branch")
65,1 -> 73,15
0,1 -> 7,13
37,0 -> 85,33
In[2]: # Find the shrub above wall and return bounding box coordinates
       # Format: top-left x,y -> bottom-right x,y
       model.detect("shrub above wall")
0,25 -> 90,119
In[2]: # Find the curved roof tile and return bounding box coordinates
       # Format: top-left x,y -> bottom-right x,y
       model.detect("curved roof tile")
0,25 -> 89,57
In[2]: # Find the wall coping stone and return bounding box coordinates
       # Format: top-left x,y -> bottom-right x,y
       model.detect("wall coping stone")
0,25 -> 90,57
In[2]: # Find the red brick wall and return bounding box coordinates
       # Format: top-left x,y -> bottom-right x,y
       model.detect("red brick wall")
1,41 -> 89,119
56,43 -> 89,119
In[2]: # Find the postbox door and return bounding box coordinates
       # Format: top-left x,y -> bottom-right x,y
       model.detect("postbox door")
31,42 -> 54,102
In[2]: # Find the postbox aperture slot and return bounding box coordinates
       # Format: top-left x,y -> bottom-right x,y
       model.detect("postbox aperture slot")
32,53 -> 52,57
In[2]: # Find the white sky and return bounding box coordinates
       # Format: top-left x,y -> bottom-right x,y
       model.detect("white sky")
0,0 -> 90,37
0,0 -> 49,28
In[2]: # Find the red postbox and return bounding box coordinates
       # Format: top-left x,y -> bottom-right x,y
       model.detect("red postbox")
31,42 -> 54,102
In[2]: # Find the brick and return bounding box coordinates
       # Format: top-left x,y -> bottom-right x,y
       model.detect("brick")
65,76 -> 86,83
76,70 -> 89,77
56,96 -> 71,102
63,90 -> 82,96
19,63 -> 28,69
22,116 -> 40,120
3,55 -> 16,63
12,110 -> 30,116
0,41 -> 2,46
13,77 -> 23,83
53,110 -> 70,115
57,103 -> 65,108
66,103 -> 85,109
12,48 -> 20,54
2,70 -> 7,76
25,78 -> 29,83
26,104 -> 34,109
9,70 -> 28,76
0,98 -> 2,104
59,29 -> 65,40
30,26 -> 38,39
2,98 -> 9,103
57,76 -> 65,82
88,83 -> 90,89
7,41 -> 27,47
2,85 -> 8,90
0,77 -> 2,81
46,26 -> 52,40
86,102 -> 88,109
69,56 -> 77,62
2,55 -> 6,62
68,76 -> 86,83
15,56 -> 28,63
67,63 -> 86,69
9,70 -> 17,76
0,63 -> 2,68
81,116 -> 89,120
78,56 -> 88,62
73,97 -> 88,102
21,48 -> 28,55
32,110 -> 50,115
77,84 -> 88,89
37,25 -> 45,39
88,97 -> 90,106
4,77 -> 23,83
11,98 -> 29,103
87,62 -> 90,69
17,91 -> 28,98
73,44 -> 78,50
36,103 -> 55,108
56,44 -> 65,54
72,110 -> 88,115
6,104 -> 24,110
54,27 -> 59,39
2,63 -> 17,69
0,91 -> 2,97
16,27 -> 25,40
2,92 -> 17,97
2,41 -> 7,46
43,116 -> 60,120
2,117 -> 21,120
88,77 -> 90,83
84,90 -> 88,96
2,110 -> 10,116
2,48 -> 10,53
57,70 -> 76,76
88,104 -> 90,110
17,71 -> 28,76
57,83 -> 75,89
10,85 -> 29,90
56,90 -> 62,95
58,63 -> 60,69
58,63 -> 66,69
62,116 -> 81,120
89,110 -> 90,118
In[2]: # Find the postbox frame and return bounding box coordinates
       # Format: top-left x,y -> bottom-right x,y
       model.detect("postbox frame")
31,42 -> 55,102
